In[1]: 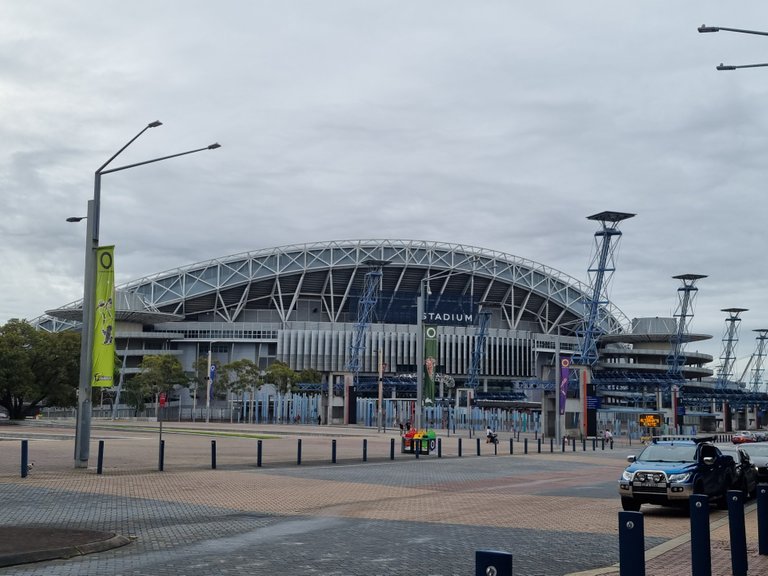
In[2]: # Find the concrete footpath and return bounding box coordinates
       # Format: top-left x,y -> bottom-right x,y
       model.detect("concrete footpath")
1,420 -> 767,575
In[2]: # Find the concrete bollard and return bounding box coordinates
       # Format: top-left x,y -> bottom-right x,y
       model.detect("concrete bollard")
618,511 -> 645,576
690,494 -> 711,576
727,490 -> 748,576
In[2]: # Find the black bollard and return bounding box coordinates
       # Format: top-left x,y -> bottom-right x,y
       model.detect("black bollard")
21,440 -> 28,478
97,440 -> 105,475
572,438 -> 576,452
582,438 -> 586,451
549,437 -> 553,453
593,437 -> 596,451
757,483 -> 768,555
257,439 -> 263,467
537,438 -> 541,454
476,437 -> 481,456
458,438 -> 462,457
618,511 -> 645,576
690,494 -> 711,576
211,440 -> 217,469
727,490 -> 748,576
415,439 -> 420,459
390,437 -> 395,460
524,438 -> 528,455
510,438 -> 514,455
363,439 -> 367,462
158,439 -> 165,472
332,439 -> 337,464
475,550 -> 513,576
562,438 -> 566,453
297,439 -> 302,466
601,438 -> 605,451
494,440 -> 497,455
438,437 -> 442,458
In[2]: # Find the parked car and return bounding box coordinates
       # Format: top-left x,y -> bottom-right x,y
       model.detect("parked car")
618,437 -> 737,511
740,443 -> 768,483
732,431 -> 758,444
718,445 -> 758,498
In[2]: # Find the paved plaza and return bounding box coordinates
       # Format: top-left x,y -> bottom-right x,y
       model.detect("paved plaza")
0,421 -> 766,575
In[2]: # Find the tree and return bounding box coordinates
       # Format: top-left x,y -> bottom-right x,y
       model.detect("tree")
264,360 -> 296,393
125,355 -> 188,413
297,368 -> 322,384
0,319 -> 80,419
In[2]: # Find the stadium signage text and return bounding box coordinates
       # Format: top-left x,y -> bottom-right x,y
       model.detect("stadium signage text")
423,312 -> 473,324
638,413 -> 661,428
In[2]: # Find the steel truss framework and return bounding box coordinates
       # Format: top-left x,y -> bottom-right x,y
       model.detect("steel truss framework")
38,240 -> 630,337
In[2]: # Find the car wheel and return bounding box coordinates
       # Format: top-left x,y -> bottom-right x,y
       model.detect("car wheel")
621,497 -> 641,512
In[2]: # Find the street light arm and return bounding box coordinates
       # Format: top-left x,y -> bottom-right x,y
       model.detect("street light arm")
100,144 -> 221,175
95,121 -> 162,174
699,25 -> 768,37
717,62 -> 768,70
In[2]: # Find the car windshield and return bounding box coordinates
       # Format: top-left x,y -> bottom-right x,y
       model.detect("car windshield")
741,444 -> 768,457
638,443 -> 697,462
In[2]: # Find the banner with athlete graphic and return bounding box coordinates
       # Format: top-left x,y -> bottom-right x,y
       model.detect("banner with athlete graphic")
423,325 -> 438,403
92,246 -> 115,387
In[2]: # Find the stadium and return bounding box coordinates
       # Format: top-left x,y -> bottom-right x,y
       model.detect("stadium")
36,230 -> 768,437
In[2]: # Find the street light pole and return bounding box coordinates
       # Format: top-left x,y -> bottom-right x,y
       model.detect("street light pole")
699,24 -> 768,71
73,122 -> 220,468
416,281 -> 425,430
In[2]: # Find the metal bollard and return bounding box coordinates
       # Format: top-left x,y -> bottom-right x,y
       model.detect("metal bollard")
690,494 -> 711,576
158,439 -> 165,472
476,437 -> 481,456
390,438 -> 395,460
618,511 -> 645,576
21,440 -> 28,478
257,439 -> 263,467
297,439 -> 302,466
475,550 -> 513,576
572,437 -> 576,452
757,483 -> 768,555
363,439 -> 367,462
593,437 -> 596,451
438,437 -> 442,458
727,490 -> 748,576
537,438 -> 541,454
494,439 -> 497,455
458,438 -> 462,457
211,440 -> 217,469
562,438 -> 566,452
415,439 -> 420,459
332,439 -> 337,464
97,440 -> 105,475
510,438 -> 513,455
550,437 -> 554,453
524,438 -> 528,454
582,438 -> 586,451
602,438 -> 605,451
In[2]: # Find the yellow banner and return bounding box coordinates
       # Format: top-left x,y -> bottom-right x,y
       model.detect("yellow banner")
91,246 -> 115,387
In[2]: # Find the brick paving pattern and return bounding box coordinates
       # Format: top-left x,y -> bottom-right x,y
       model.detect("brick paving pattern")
1,421 -> 766,575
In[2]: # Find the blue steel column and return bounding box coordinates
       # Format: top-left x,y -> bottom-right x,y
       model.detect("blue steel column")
716,308 -> 748,389
573,211 -> 635,367
466,309 -> 492,391
667,274 -> 706,376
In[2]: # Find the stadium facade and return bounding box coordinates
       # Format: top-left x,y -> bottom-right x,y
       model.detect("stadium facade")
40,238 -> 766,436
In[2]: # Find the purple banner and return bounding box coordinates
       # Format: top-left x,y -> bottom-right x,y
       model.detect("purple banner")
559,358 -> 570,415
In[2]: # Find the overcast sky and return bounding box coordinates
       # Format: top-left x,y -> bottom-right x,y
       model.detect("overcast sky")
2,1 -> 767,372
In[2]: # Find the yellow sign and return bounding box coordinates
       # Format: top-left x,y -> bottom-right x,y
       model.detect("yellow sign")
638,413 -> 661,428
91,246 -> 115,388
